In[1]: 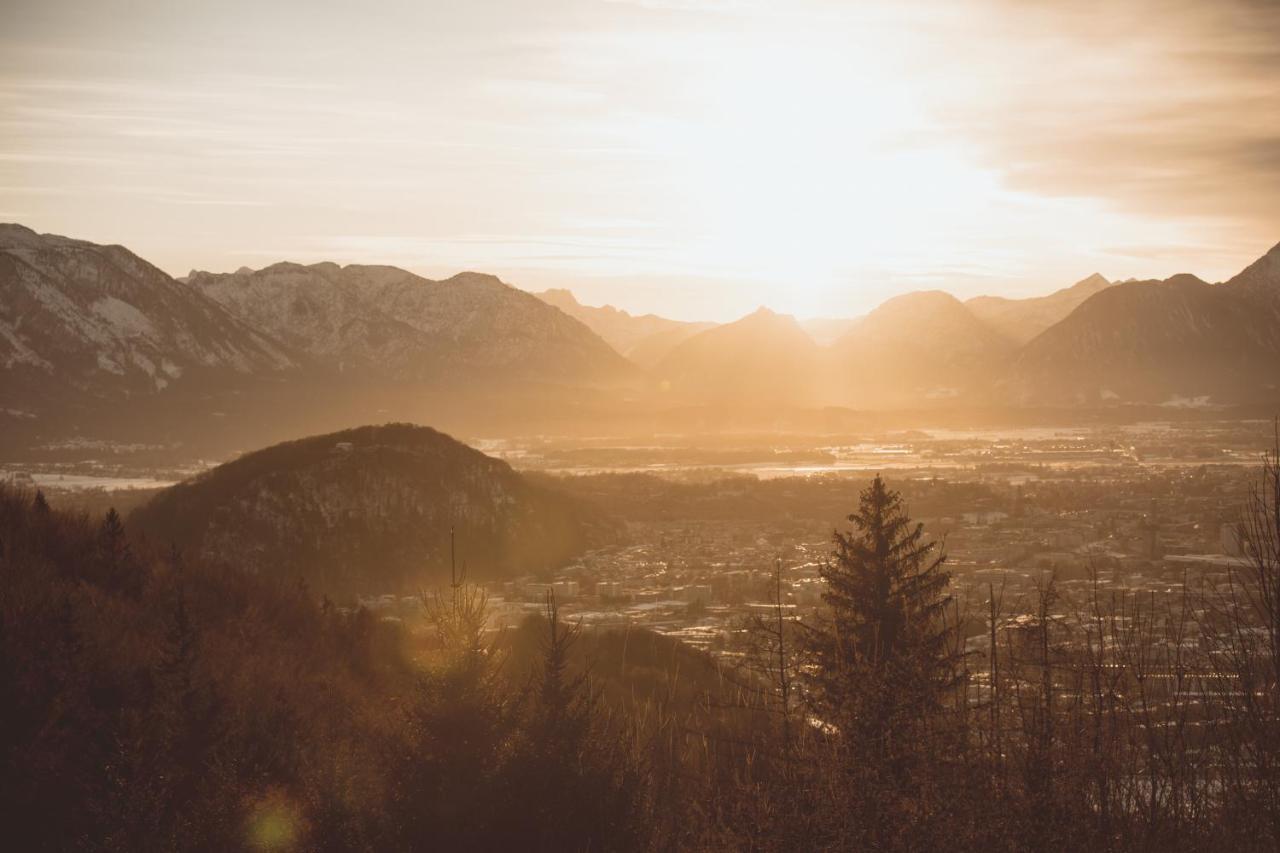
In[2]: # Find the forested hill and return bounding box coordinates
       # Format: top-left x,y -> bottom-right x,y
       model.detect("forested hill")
129,423 -> 615,597
0,484 -> 670,851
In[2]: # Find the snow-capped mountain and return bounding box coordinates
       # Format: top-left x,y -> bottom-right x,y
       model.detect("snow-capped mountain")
5,221 -> 1278,425
0,223 -> 295,406
191,263 -> 635,384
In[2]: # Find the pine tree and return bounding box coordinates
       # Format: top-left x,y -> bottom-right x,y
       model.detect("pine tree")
802,475 -> 958,758
501,592 -> 646,852
534,590 -> 589,748
96,507 -> 143,595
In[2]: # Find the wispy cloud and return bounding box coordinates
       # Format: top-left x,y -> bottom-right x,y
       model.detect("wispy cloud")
2,0 -> 1277,319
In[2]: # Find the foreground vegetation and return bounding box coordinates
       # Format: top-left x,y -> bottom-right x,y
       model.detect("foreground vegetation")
2,436 -> 1279,851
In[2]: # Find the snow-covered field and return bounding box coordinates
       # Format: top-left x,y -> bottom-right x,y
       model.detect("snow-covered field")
3,470 -> 176,491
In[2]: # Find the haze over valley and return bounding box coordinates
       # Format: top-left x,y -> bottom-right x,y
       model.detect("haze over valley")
4,222 -> 1278,467
5,1 -> 1280,850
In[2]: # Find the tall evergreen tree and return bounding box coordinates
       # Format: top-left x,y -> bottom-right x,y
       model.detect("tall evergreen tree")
96,507 -> 143,595
802,475 -> 958,758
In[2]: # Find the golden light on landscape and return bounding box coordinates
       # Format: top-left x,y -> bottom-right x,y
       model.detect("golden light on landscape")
4,0 -> 1278,319
5,2 -> 1280,851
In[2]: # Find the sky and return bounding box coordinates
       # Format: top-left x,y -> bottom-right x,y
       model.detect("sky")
2,0 -> 1278,321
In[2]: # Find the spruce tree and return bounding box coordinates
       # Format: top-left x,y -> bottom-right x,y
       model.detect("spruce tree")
803,474 -> 958,759
96,507 -> 142,594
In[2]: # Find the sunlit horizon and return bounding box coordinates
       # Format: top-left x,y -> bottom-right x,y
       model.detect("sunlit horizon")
3,0 -> 1278,321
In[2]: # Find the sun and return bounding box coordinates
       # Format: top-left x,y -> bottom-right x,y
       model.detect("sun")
601,21 -> 1010,316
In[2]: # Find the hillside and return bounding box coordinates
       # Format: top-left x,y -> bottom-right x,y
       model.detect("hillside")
831,290 -> 1012,406
0,223 -> 295,409
0,483 -> 666,851
1007,247 -> 1280,405
129,424 -> 615,596
0,224 -> 648,455
193,265 -> 634,384
653,307 -> 825,405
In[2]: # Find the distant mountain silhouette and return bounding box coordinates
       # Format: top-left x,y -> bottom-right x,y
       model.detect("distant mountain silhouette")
801,317 -> 862,346
533,287 -> 714,367
0,223 -> 294,408
832,291 -> 1012,406
1007,245 -> 1280,405
967,273 -> 1111,344
4,221 -> 1279,426
193,265 -> 633,384
130,423 -> 612,595
654,307 -> 824,405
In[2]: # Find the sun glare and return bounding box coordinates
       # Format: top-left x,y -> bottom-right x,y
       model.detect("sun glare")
613,24 -> 1008,315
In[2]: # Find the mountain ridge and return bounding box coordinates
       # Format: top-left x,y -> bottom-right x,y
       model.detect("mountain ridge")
192,262 -> 634,384
5,221 -> 1279,423
966,273 -> 1112,345
532,287 -> 714,367
0,223 -> 297,405
1007,266 -> 1280,405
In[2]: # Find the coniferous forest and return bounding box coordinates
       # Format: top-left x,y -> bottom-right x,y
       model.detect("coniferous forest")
4,440 -> 1280,852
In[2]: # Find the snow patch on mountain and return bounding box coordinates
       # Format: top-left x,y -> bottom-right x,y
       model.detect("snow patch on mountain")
91,296 -> 156,340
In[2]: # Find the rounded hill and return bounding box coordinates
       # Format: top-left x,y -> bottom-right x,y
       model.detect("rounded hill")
129,423 -> 610,597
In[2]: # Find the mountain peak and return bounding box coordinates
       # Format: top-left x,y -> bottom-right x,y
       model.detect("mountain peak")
1225,239 -> 1280,295
731,305 -> 806,332
448,271 -> 503,283
0,222 -> 86,252
869,289 -> 965,317
539,287 -> 580,306
0,222 -> 39,243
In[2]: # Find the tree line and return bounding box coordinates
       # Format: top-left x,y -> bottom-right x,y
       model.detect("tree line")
1,434 -> 1279,850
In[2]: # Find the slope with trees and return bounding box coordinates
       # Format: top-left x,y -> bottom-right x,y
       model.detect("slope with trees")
129,424 -> 615,597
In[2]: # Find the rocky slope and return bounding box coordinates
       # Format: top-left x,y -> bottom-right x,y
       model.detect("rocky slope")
130,423 -> 612,595
0,223 -> 295,408
192,265 -> 634,384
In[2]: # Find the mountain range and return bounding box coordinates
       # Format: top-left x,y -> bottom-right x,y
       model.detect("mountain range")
1007,263 -> 1280,405
966,273 -> 1112,345
4,221 -> 1279,441
533,288 -> 714,368
0,223 -> 294,408
543,252 -> 1279,409
192,265 -> 632,384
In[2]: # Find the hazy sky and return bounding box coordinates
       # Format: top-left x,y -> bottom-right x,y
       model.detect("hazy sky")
2,0 -> 1278,320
